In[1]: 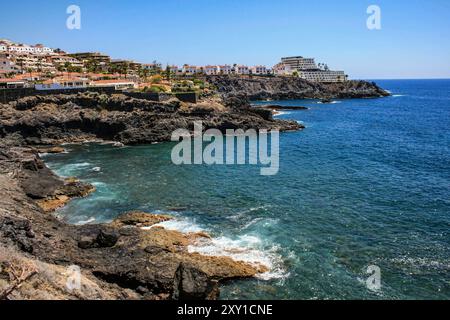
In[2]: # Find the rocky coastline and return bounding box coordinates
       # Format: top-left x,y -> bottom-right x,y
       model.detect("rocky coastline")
207,76 -> 390,101
0,77 -> 389,300
0,91 -> 299,300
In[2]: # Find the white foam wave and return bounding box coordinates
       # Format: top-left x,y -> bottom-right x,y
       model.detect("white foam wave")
151,216 -> 288,280
151,218 -> 204,233
64,162 -> 91,169
317,100 -> 341,104
229,205 -> 272,221
54,162 -> 92,177
273,111 -> 291,117
188,236 -> 288,280
392,94 -> 405,97
75,217 -> 96,225
90,181 -> 106,187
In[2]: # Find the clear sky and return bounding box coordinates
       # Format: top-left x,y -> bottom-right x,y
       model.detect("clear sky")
1,0 -> 449,79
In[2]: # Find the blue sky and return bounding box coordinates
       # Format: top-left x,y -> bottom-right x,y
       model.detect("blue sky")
1,0 -> 449,79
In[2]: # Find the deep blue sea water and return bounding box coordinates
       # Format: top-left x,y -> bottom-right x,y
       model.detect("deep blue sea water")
43,79 -> 450,299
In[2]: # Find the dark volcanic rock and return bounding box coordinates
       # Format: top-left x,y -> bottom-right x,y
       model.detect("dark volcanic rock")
173,263 -> 220,300
0,91 -> 301,146
0,147 -> 264,300
0,78 -> 385,300
96,230 -> 119,248
207,75 -> 390,100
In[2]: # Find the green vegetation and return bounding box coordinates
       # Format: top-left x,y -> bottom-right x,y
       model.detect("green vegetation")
171,80 -> 196,93
142,85 -> 167,93
149,75 -> 162,84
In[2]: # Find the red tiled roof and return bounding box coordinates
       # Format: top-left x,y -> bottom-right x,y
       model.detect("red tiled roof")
0,78 -> 26,83
92,79 -> 134,84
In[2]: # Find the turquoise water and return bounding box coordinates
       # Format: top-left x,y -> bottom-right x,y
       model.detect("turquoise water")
43,80 -> 450,300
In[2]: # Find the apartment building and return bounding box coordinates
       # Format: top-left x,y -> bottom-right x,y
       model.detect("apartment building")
50,55 -> 84,69
0,54 -> 20,73
204,65 -> 220,75
142,63 -> 163,72
273,62 -> 292,75
219,65 -> 233,75
167,65 -> 179,74
234,65 -> 250,75
68,52 -> 111,64
182,65 -> 201,75
6,43 -> 54,55
251,65 -> 268,75
110,60 -> 143,73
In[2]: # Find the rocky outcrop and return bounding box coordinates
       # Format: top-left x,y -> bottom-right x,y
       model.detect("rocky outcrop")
0,145 -> 267,299
0,78 -> 388,300
0,146 -> 267,300
207,75 -> 390,100
0,91 -> 302,147
0,91 -> 298,300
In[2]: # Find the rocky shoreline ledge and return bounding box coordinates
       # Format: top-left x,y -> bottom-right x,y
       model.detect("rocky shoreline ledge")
207,76 -> 390,100
0,91 -> 299,300
0,78 -> 389,300
0,145 -> 268,300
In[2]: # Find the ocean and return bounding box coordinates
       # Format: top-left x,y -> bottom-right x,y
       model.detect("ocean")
43,79 -> 450,299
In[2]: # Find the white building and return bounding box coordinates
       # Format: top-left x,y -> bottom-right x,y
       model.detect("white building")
0,54 -> 20,73
281,56 -> 318,70
50,55 -> 84,69
182,65 -> 201,75
14,54 -> 56,72
219,65 -> 233,75
234,65 -> 250,75
142,63 -> 162,72
204,65 -> 220,75
299,70 -> 347,83
273,62 -> 293,75
0,45 -> 7,52
90,79 -> 137,90
274,56 -> 347,82
250,65 -> 268,75
30,44 -> 54,55
6,42 -> 54,55
0,78 -> 27,89
168,65 -> 179,74
35,77 -> 90,90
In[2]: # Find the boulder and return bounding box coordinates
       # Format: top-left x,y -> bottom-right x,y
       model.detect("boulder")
96,230 -> 119,248
172,263 -> 219,300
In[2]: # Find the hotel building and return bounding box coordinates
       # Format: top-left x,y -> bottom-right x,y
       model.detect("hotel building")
274,56 -> 348,82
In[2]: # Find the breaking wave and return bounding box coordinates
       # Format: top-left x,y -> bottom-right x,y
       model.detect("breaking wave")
153,217 -> 289,280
